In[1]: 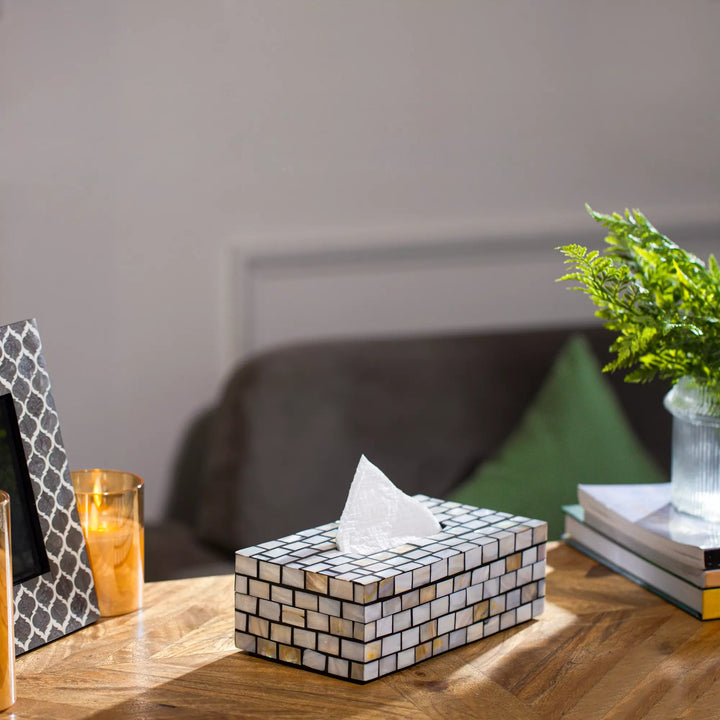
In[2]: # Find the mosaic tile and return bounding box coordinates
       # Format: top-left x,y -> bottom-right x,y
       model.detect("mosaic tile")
235,594 -> 257,615
456,607 -> 473,628
379,655 -> 397,675
437,614 -> 454,636
517,565 -> 534,587
466,583 -> 483,605
328,656 -> 349,677
449,589 -> 466,612
484,615 -> 500,637
247,616 -> 269,638
393,609 -> 412,632
259,561 -> 281,584
473,601 -> 490,622
235,496 -> 547,682
271,585 -> 293,605
318,632 -> 340,655
271,623 -> 292,644
484,578 -> 500,598
500,572 -> 517,593
257,638 -> 276,658
467,621 -> 483,643
306,610 -> 329,632
329,616 -> 353,637
500,609 -> 517,631
282,606 -> 305,627
413,603 -> 430,625
279,644 -> 302,665
294,628 -> 316,650
401,589 -> 420,610
449,628 -> 468,649
454,572 -> 471,591
258,598 -> 281,621
303,649 -> 327,672
375,615 -> 392,637
397,648 -> 416,669
235,631 -> 256,653
517,602 -> 533,625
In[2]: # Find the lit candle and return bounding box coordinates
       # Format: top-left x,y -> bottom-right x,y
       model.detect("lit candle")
72,470 -> 144,617
0,492 -> 15,712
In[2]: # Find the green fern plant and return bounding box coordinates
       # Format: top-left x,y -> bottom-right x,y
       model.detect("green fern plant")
557,205 -> 720,389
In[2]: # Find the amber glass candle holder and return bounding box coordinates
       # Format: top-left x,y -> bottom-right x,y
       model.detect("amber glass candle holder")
0,490 -> 15,711
71,470 -> 144,617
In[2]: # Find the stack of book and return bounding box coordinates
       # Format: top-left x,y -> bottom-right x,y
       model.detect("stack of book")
563,483 -> 720,620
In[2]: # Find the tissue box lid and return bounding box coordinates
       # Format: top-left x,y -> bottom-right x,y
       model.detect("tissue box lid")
235,495 -> 547,606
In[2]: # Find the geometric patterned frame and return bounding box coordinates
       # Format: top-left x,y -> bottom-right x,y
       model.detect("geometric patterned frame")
0,319 -> 99,654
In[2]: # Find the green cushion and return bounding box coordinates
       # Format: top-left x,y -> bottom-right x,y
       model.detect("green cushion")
448,334 -> 664,540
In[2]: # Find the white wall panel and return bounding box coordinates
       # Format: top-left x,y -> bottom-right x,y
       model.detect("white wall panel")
1,1 -> 719,518
233,225 -> 720,360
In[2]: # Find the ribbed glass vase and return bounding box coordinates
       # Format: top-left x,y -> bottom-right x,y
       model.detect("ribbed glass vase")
664,377 -> 720,521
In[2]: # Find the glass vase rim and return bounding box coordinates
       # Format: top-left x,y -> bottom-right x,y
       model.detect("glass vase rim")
664,375 -> 720,425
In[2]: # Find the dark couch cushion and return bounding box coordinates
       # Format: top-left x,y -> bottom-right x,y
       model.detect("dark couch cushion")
194,326 -> 671,553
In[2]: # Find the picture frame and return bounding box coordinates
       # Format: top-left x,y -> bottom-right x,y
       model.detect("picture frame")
0,319 -> 99,653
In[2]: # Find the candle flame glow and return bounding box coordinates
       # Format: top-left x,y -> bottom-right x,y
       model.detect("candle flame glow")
90,474 -> 104,532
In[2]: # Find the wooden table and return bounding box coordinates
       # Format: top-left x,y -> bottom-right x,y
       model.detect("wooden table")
10,542 -> 720,719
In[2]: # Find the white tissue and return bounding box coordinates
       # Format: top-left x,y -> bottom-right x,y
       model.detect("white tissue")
336,455 -> 441,554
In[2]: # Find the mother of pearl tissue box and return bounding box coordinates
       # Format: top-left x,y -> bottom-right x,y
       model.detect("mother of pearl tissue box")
234,496 -> 547,682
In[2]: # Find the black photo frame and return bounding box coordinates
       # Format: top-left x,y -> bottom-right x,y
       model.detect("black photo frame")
0,319 -> 99,653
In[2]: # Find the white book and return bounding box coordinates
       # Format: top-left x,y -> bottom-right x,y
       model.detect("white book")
581,508 -> 720,588
563,506 -> 720,620
577,483 -> 720,570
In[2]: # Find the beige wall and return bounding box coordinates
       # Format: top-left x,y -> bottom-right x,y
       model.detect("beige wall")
1,0 -> 719,520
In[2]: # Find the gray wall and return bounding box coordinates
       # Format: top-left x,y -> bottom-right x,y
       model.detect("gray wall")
1,1 -> 719,520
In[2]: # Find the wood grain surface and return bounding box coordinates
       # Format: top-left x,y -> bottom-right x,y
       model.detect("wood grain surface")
10,542 -> 720,719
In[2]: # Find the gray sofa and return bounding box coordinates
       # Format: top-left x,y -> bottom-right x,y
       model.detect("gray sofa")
145,325 -> 671,581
